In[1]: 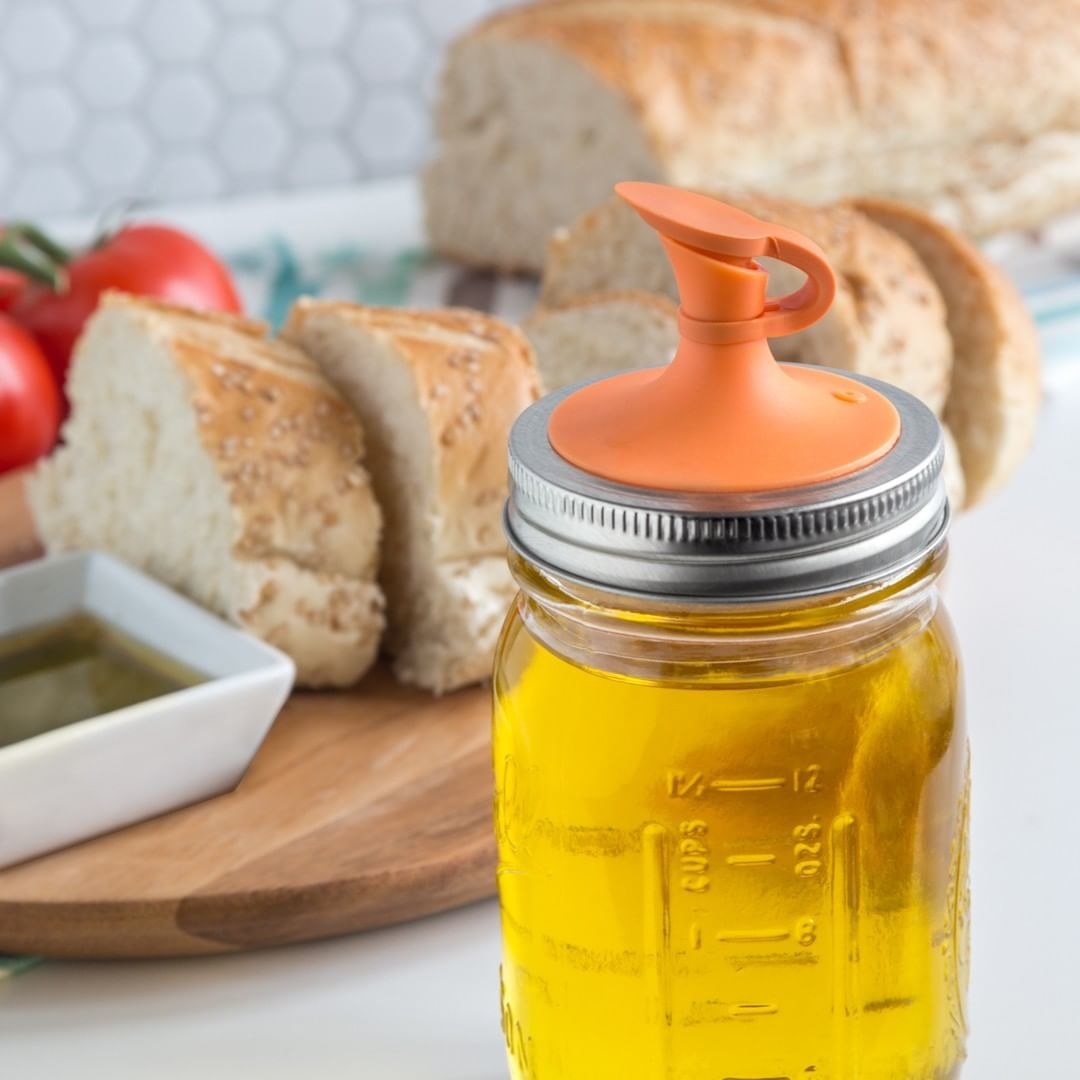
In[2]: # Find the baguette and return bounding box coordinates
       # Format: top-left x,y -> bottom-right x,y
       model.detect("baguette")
541,192 -> 954,415
29,293 -> 385,688
425,0 -> 1080,272
283,300 -> 542,695
854,198 -> 1042,506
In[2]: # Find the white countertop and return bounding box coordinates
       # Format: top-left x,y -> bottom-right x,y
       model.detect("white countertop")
2,181 -> 1078,1077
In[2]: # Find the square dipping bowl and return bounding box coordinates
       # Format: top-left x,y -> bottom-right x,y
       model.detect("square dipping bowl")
0,551 -> 295,870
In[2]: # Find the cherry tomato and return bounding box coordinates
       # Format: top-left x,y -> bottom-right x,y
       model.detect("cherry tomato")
0,314 -> 61,473
10,223 -> 242,398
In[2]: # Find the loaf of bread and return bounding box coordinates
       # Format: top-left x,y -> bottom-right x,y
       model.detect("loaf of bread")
30,293 -> 386,688
283,300 -> 541,694
529,193 -> 1041,507
542,192 -> 954,415
425,0 -> 1080,272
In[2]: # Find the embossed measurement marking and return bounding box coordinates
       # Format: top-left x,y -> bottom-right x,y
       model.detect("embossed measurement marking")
667,767 -> 824,797
831,812 -> 860,1080
726,853 -> 777,867
724,1067 -> 820,1077
667,770 -> 787,797
643,823 -> 674,1028
730,1002 -> 780,1017
716,928 -> 791,943
679,819 -> 711,894
710,777 -> 787,792
697,916 -> 817,946
658,765 -> 832,1080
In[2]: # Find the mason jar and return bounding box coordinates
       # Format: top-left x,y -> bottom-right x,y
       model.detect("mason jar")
493,378 -> 968,1080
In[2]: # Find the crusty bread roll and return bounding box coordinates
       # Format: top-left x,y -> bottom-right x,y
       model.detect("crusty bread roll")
425,0 -> 1080,272
854,198 -> 1043,506
525,289 -> 968,511
30,293 -> 385,688
283,300 -> 541,695
542,193 -> 954,416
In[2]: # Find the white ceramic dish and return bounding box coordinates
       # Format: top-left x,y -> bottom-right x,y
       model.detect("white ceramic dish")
0,551 -> 295,870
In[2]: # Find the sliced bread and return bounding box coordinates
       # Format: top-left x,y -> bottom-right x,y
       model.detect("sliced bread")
29,292 -> 386,688
283,301 -> 542,695
524,289 -> 678,391
542,192 -> 954,415
854,198 -> 1042,506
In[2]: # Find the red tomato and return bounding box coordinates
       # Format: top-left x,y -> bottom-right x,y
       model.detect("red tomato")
0,314 -> 61,473
0,269 -> 25,312
10,223 -> 242,395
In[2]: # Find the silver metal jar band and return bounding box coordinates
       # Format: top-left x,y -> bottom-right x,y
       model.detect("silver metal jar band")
505,370 -> 948,602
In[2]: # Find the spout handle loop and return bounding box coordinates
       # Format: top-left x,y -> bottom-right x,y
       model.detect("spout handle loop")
758,230 -> 835,338
616,181 -> 836,342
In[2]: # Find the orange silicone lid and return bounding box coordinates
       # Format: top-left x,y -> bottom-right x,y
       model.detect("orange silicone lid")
548,183 -> 901,493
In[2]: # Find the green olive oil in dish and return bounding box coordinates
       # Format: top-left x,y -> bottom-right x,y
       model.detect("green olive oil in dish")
0,613 -> 206,748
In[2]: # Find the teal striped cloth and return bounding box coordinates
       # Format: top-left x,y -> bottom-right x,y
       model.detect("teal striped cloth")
229,240 -> 429,326
2,234 -> 1077,981
1021,274 -> 1080,370
227,234 -> 1080,371
0,955 -> 40,981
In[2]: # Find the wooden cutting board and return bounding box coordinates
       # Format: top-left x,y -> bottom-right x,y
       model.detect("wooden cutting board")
0,473 -> 496,958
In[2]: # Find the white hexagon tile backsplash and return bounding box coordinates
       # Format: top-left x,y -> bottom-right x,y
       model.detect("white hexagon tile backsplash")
0,0 -> 515,218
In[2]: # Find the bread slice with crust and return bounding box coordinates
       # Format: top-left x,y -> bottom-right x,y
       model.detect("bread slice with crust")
29,292 -> 385,688
854,197 -> 1042,506
283,300 -> 542,694
524,289 -> 679,391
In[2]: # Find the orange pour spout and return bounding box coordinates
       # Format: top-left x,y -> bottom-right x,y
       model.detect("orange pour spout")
548,183 -> 901,493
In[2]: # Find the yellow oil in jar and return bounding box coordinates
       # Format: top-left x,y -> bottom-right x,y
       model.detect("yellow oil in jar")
493,569 -> 967,1080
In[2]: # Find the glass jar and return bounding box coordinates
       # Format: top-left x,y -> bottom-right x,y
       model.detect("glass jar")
494,548 -> 967,1080
495,182 -> 969,1079
494,381 -> 968,1080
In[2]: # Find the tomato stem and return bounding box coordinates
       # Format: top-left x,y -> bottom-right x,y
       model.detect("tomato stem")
8,222 -> 71,266
0,235 -> 67,291
93,198 -> 148,250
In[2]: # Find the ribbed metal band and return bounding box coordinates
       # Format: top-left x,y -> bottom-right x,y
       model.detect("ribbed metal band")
505,369 -> 949,601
